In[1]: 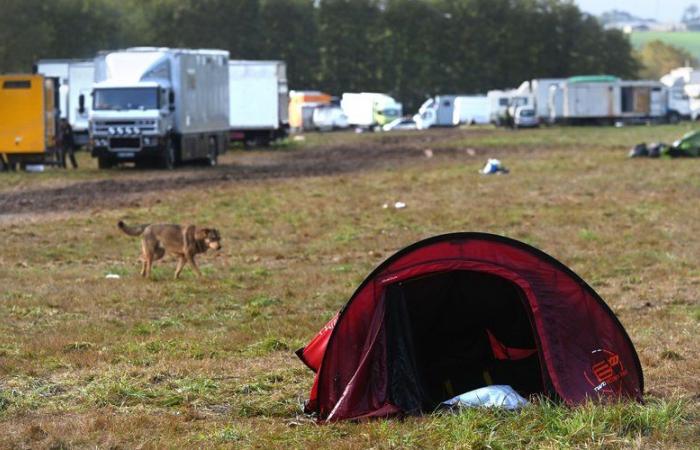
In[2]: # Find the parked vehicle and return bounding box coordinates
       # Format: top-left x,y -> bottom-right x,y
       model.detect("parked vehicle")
414,96 -> 457,129
289,90 -> 332,131
36,59 -> 95,148
660,67 -> 697,120
487,89 -> 514,125
229,60 -> 289,146
90,47 -> 230,169
0,74 -> 63,170
312,104 -> 348,131
382,117 -> 417,131
548,76 -> 672,125
341,93 -> 402,130
512,79 -> 565,122
415,95 -> 491,129
453,96 -> 490,125
512,106 -> 539,128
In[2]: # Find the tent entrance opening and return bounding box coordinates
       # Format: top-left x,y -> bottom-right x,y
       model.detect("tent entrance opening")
385,270 -> 544,412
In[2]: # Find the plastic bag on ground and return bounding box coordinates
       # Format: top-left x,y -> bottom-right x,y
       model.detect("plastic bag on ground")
441,385 -> 528,410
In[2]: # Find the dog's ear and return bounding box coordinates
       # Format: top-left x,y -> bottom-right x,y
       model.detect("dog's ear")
194,227 -> 208,241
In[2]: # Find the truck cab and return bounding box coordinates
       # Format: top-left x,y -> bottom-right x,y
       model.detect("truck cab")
91,81 -> 172,168
89,48 -> 229,169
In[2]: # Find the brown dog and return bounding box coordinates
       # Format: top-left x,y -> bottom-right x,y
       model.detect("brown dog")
118,221 -> 221,278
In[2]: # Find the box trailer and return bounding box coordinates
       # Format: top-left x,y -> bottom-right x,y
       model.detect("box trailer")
228,60 -> 288,146
90,47 -> 230,169
36,59 -> 95,147
453,96 -> 490,125
0,74 -> 63,170
341,93 -> 402,129
549,76 -> 670,124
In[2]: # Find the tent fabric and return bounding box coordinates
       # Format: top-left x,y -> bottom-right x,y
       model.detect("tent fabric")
297,233 -> 644,422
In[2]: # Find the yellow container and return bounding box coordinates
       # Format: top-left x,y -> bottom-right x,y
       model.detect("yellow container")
0,74 -> 56,155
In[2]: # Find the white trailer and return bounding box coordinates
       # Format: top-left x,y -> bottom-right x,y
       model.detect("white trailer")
90,47 -> 229,169
341,93 -> 402,129
36,59 -> 95,147
453,96 -> 490,125
228,60 -> 288,146
549,76 -> 670,124
487,89 -> 513,125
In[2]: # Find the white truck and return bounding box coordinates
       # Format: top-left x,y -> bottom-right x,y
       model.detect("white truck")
414,95 -> 490,129
341,93 -> 402,130
660,67 -> 696,120
228,60 -> 289,146
548,76 -> 671,125
511,78 -> 565,123
36,59 -> 95,147
90,47 -> 229,169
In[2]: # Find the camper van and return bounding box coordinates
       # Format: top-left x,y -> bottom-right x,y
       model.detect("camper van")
36,59 -> 95,147
90,47 -> 230,169
414,95 -> 489,129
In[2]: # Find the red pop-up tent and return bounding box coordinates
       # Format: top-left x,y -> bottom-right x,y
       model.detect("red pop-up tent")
297,233 -> 643,422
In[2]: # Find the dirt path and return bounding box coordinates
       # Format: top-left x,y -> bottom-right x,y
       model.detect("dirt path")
0,130 -> 492,217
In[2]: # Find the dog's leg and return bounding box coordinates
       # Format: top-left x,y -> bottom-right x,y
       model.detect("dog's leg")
174,256 -> 186,279
186,253 -> 203,277
140,242 -> 148,277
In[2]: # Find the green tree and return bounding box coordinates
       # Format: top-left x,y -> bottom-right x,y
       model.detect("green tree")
636,40 -> 697,79
259,0 -> 320,88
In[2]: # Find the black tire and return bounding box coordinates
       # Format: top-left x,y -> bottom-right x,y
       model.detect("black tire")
667,111 -> 680,124
207,137 -> 218,166
97,156 -> 114,169
159,140 -> 175,170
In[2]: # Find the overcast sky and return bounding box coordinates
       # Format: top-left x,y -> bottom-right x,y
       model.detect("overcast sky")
575,0 -> 695,22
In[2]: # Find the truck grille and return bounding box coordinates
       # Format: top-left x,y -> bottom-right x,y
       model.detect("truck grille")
110,137 -> 141,148
93,120 -> 158,135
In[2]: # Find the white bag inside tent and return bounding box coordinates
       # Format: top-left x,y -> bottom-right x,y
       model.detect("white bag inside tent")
441,385 -> 528,410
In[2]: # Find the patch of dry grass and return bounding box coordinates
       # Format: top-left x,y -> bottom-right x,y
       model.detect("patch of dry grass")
1,125 -> 699,448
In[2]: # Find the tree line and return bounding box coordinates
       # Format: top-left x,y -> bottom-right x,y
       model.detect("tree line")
0,0 -> 640,110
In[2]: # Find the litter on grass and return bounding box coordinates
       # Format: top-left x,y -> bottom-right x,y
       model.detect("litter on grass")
105,273 -> 121,279
479,158 -> 509,175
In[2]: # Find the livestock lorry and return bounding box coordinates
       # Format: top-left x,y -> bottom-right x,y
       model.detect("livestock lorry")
90,47 -> 230,169
0,74 -> 63,170
341,93 -> 402,130
36,59 -> 95,147
228,60 -> 289,146
548,76 -> 674,125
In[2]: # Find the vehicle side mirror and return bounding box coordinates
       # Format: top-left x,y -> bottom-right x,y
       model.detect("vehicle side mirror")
168,91 -> 175,111
78,94 -> 85,114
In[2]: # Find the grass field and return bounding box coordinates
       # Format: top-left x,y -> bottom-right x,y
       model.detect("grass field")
1,125 -> 699,448
630,31 -> 700,59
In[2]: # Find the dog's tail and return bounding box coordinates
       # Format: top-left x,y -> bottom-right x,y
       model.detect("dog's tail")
117,221 -> 148,237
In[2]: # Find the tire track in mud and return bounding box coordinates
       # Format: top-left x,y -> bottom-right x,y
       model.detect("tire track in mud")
0,131 -> 493,216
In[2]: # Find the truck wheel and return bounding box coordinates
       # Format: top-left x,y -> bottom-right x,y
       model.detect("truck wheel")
160,140 -> 175,170
667,111 -> 680,124
98,156 -> 114,169
207,137 -> 218,166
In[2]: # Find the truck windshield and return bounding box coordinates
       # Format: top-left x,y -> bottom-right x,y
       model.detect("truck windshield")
94,88 -> 159,111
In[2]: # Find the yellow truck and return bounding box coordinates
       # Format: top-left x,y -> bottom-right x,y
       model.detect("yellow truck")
0,74 -> 62,170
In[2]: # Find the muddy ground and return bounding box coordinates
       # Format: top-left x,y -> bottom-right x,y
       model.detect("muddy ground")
0,129 -> 492,217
